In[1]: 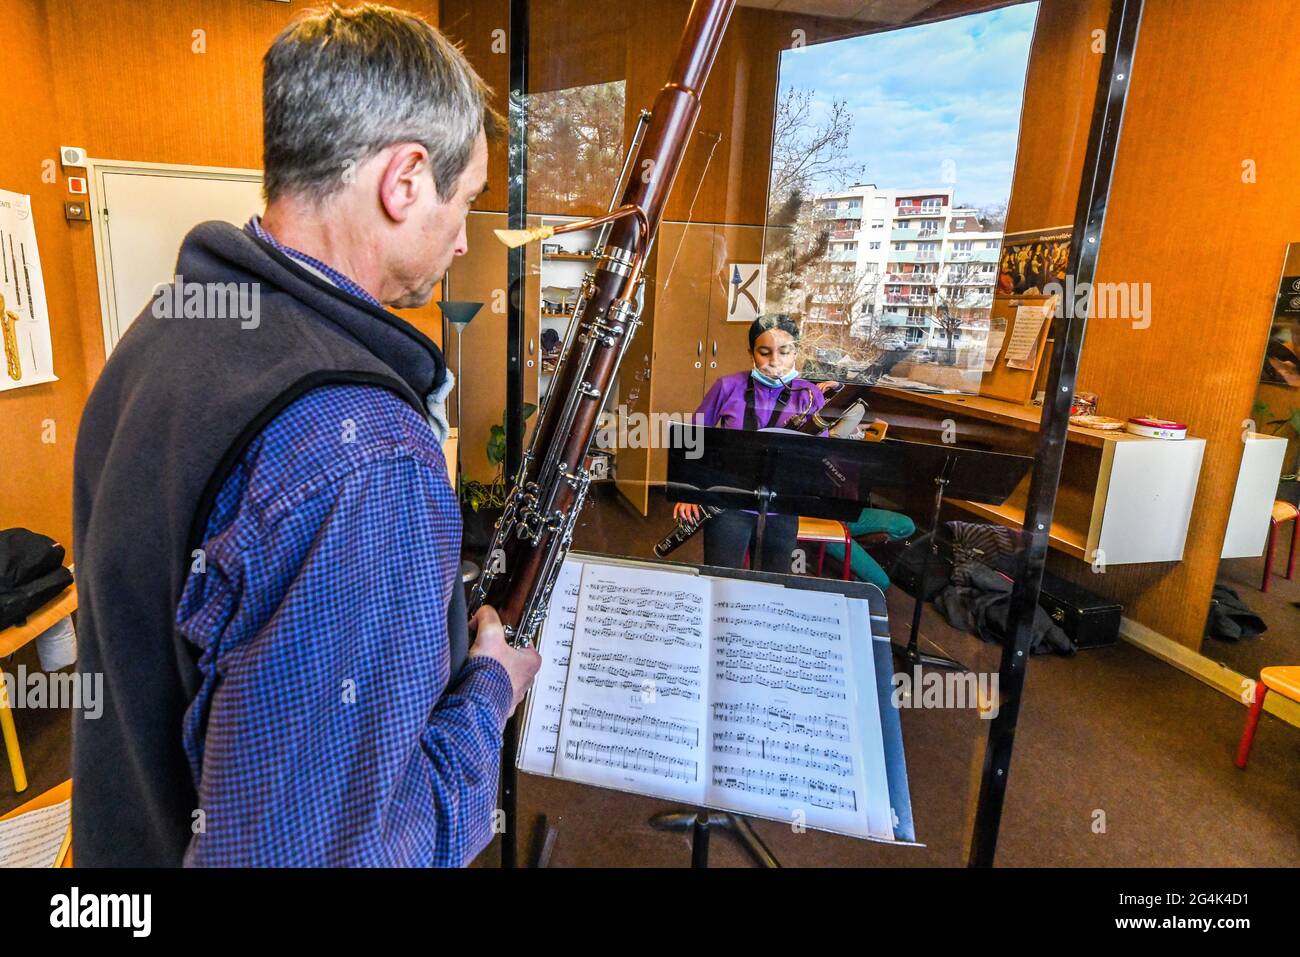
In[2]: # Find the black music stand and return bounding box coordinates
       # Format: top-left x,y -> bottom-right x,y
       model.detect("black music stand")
875,440 -> 1033,672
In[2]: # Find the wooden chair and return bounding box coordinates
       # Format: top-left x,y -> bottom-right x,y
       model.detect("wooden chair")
0,583 -> 77,793
1235,666 -> 1300,769
796,517 -> 853,581
1261,501 -> 1297,592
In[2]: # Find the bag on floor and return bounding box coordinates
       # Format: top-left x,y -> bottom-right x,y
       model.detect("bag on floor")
1204,584 -> 1266,641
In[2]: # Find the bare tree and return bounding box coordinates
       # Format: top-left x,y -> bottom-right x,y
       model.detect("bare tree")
768,89 -> 867,215
932,261 -> 994,363
764,89 -> 868,315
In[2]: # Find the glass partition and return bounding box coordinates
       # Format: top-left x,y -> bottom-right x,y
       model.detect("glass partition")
441,0 -> 1125,868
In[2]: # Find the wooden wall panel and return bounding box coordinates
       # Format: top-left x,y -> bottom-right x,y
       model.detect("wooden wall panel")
0,0 -> 88,550
1046,0 -> 1300,650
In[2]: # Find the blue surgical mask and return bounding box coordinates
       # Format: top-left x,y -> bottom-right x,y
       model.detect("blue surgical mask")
751,366 -> 797,388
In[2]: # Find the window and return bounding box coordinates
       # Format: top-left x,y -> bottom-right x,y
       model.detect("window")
871,219 -> 884,229
952,240 -> 973,251
869,241 -> 881,250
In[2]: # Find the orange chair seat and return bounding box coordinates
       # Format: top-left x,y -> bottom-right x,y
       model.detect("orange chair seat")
1260,666 -> 1300,702
797,517 -> 849,543
1272,501 -> 1298,524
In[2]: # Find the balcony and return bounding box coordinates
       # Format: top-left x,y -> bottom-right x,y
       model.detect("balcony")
895,204 -> 945,217
889,251 -> 939,264
832,228 -> 858,240
816,205 -> 863,220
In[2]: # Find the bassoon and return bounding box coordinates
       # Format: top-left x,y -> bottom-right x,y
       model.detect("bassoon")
469,0 -> 737,646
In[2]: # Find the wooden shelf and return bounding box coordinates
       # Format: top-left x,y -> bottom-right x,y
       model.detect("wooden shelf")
950,499 -> 1090,560
540,311 -> 572,320
870,385 -> 1147,449
869,385 -> 1208,566
543,252 -> 593,262
0,582 -> 76,658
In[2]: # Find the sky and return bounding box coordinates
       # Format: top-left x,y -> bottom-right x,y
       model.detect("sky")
776,3 -> 1039,210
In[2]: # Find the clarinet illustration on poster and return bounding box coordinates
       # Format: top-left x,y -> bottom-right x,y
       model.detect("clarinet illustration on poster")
0,189 -> 57,393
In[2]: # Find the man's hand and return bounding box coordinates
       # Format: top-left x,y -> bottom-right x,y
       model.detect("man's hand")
673,502 -> 702,525
468,605 -> 542,718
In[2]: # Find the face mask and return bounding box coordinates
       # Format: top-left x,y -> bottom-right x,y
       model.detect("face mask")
751,366 -> 797,388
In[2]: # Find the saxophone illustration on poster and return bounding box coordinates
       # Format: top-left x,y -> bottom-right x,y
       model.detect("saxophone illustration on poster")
0,189 -> 56,393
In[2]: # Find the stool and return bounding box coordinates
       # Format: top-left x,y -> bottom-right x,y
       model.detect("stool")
0,582 -> 78,794
1261,501 -> 1297,592
1235,666 -> 1300,769
796,517 -> 852,581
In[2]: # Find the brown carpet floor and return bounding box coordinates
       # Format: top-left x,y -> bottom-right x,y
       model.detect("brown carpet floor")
4,484 -> 1297,867
1213,541 -> 1300,681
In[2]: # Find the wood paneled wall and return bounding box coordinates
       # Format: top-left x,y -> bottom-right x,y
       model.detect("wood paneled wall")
1,0 -> 87,550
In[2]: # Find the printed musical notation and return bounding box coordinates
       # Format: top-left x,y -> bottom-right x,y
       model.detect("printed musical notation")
569,705 -> 699,747
553,563 -> 710,802
564,739 -> 698,784
713,730 -> 853,777
703,579 -> 871,831
711,764 -> 859,812
518,560 -> 585,776
714,599 -> 842,627
710,701 -> 851,742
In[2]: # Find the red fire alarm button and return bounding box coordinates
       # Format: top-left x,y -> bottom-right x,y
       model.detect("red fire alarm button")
67,176 -> 87,194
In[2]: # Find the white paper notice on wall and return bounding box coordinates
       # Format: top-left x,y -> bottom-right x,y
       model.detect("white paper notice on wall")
726,263 -> 766,323
1004,303 -> 1048,370
0,189 -> 57,393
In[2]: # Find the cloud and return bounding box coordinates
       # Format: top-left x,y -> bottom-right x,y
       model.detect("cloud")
777,4 -> 1039,207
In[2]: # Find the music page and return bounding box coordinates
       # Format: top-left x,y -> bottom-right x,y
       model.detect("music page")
517,559 -> 584,775
703,579 -> 879,838
553,564 -> 711,804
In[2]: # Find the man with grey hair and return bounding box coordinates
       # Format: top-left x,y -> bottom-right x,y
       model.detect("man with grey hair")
72,4 -> 539,867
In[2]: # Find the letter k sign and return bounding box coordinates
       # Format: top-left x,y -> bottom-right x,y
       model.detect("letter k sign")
728,264 -> 765,321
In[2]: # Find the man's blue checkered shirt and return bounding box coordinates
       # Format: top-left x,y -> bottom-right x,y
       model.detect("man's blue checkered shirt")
173,220 -> 513,867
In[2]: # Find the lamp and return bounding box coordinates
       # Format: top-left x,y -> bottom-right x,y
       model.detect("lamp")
438,300 -> 485,593
436,300 -> 483,495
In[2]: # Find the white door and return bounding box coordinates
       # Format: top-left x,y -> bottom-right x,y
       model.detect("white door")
92,163 -> 263,352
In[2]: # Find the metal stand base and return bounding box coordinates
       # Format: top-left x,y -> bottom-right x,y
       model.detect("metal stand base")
649,809 -> 781,868
892,454 -> 966,673
891,640 -> 966,672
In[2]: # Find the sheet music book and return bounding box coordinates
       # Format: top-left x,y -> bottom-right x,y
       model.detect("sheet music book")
519,558 -> 907,843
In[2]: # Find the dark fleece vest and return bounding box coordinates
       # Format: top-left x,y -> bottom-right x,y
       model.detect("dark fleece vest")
72,221 -> 468,867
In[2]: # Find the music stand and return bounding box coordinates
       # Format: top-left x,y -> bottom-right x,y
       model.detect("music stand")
872,439 -> 1033,672
666,424 -> 878,571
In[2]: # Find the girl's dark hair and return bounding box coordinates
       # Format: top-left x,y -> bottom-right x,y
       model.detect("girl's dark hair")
748,314 -> 800,350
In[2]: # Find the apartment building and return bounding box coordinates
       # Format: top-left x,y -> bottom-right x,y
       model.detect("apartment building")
808,184 -> 1002,350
